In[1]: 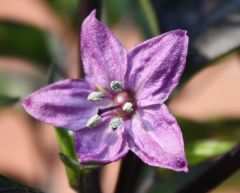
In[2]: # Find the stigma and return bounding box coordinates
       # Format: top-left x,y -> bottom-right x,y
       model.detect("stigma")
122,102 -> 134,112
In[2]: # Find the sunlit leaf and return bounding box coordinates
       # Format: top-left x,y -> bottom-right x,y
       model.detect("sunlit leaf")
130,0 -> 159,38
186,140 -> 237,164
137,0 -> 159,37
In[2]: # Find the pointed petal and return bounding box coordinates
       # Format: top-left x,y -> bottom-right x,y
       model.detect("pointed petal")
81,10 -> 127,90
21,79 -> 110,131
126,30 -> 188,102
126,104 -> 188,172
74,117 -> 129,163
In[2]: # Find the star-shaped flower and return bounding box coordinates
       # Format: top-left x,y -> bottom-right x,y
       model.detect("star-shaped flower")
22,10 -> 189,172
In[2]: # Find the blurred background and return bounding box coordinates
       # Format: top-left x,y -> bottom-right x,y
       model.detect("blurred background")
0,0 -> 239,193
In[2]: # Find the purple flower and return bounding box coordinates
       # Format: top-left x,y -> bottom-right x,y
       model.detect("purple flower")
22,10 -> 189,172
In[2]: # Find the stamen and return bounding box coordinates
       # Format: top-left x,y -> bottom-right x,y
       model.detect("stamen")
111,80 -> 123,92
87,91 -> 104,101
110,117 -> 123,130
122,102 -> 134,112
86,114 -> 101,127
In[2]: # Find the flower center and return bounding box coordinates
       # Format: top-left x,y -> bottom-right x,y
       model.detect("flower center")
86,81 -> 136,128
114,91 -> 135,117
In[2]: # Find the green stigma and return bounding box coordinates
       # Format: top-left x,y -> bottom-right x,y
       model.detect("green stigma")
110,117 -> 123,130
87,91 -> 104,101
86,114 -> 101,127
110,80 -> 123,92
122,102 -> 134,112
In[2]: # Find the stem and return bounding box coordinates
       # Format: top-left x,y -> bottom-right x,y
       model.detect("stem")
176,143 -> 240,193
98,105 -> 121,115
114,153 -> 144,193
81,169 -> 102,193
79,173 -> 84,193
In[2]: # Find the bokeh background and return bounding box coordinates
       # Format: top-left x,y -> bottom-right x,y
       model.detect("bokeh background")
0,0 -> 239,193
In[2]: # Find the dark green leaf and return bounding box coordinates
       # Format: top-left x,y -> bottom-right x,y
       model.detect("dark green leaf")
178,117 -> 240,143
0,22 -> 51,70
0,175 -> 44,193
0,95 -> 19,107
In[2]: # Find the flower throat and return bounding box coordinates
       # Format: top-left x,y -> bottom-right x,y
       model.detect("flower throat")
86,81 -> 136,129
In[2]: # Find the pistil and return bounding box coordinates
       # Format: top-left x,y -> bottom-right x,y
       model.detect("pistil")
122,102 -> 134,112
98,105 -> 122,116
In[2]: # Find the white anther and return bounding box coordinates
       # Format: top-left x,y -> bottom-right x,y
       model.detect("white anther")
87,91 -> 104,101
86,114 -> 101,128
110,80 -> 123,92
122,102 -> 134,112
110,117 -> 123,130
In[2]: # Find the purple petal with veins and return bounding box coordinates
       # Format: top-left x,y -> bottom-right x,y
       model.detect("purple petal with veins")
22,79 -> 111,131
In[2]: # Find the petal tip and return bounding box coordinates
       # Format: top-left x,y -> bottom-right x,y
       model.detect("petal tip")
21,97 -> 32,110
86,9 -> 97,22
174,157 -> 189,172
183,166 -> 189,173
82,9 -> 97,28
173,29 -> 188,37
89,9 -> 97,17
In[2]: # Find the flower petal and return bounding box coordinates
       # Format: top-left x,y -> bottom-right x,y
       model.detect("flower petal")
126,104 -> 188,172
74,117 -> 129,163
126,30 -> 188,102
21,79 -> 110,131
81,10 -> 127,90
